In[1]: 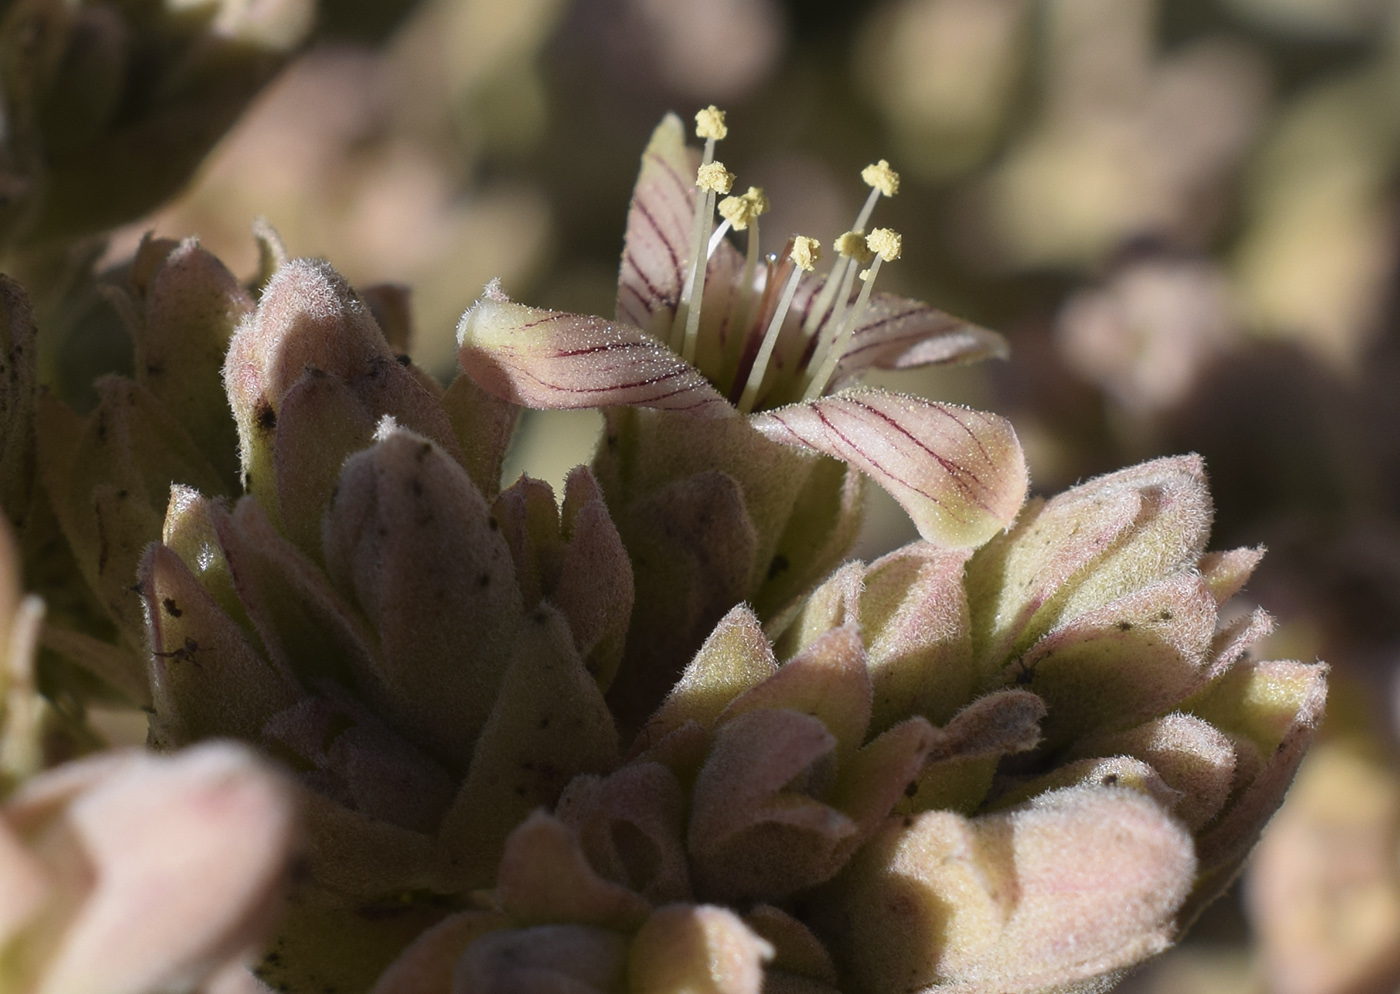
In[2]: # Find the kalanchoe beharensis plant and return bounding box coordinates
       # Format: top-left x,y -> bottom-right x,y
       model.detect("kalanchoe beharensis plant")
21,106 -> 1323,994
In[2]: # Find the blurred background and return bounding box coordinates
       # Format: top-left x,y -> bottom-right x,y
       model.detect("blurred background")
109,0 -> 1400,990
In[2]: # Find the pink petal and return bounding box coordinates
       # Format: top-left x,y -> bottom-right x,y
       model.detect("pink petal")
458,286 -> 731,418
750,389 -> 1027,549
615,113 -> 700,337
833,293 -> 1009,384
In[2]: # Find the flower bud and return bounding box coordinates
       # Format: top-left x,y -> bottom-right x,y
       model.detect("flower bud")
323,428 -> 523,767
439,374 -> 519,501
826,786 -> 1195,993
966,455 -> 1213,674
223,260 -> 459,546
437,603 -> 620,889
137,238 -> 254,489
36,377 -> 221,663
0,743 -> 297,994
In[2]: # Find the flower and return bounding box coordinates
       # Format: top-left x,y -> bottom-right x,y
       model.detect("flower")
458,109 -> 1028,727
8,106 -> 1325,994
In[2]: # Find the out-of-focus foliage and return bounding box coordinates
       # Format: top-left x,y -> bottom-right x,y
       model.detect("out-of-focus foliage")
0,0 -> 312,249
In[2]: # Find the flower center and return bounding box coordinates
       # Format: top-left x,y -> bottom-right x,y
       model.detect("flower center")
673,108 -> 906,413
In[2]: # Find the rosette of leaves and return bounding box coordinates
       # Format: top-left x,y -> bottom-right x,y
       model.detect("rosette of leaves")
370,456 -> 1325,994
85,252 -> 631,991
0,0 -> 312,249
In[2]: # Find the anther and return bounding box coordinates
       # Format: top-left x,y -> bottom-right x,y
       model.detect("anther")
866,226 -> 902,262
718,186 -> 766,231
834,230 -> 874,263
697,161 -> 735,194
695,105 -> 728,142
862,160 -> 900,198
711,186 -> 769,259
739,237 -> 820,412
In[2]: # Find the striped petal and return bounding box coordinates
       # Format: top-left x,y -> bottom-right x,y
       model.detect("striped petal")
750,388 -> 1027,549
615,113 -> 700,338
787,281 -> 1008,385
836,293 -> 1009,383
457,283 -> 731,418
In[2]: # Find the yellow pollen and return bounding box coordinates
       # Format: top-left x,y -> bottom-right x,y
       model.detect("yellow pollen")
834,230 -> 873,262
718,195 -> 749,230
695,105 -> 728,141
743,186 -> 769,216
866,227 -> 902,262
790,236 -> 821,272
861,159 -> 900,198
697,161 -> 735,194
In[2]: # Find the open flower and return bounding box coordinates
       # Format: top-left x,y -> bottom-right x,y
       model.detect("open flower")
459,109 -> 1027,727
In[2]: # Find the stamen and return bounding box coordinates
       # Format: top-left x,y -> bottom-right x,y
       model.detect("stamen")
670,109 -> 730,354
678,161 -> 735,361
803,228 -> 901,400
821,231 -> 874,347
708,219 -> 733,258
725,187 -> 770,373
738,237 -> 820,413
802,160 -> 900,338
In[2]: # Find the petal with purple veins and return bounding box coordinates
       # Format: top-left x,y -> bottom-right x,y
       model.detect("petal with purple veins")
616,114 -> 701,338
458,289 -> 731,418
832,292 -> 1009,385
750,389 -> 1026,549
